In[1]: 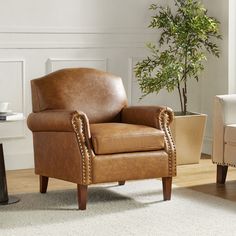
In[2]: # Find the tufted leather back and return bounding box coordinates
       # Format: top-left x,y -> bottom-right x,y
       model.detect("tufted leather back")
31,68 -> 128,123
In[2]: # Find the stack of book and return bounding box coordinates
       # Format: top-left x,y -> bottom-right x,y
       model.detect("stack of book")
0,112 -> 24,121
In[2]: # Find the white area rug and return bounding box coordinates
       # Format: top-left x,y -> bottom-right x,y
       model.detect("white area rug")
0,179 -> 235,236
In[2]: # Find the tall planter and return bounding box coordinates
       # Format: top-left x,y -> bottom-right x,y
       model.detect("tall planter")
170,113 -> 207,165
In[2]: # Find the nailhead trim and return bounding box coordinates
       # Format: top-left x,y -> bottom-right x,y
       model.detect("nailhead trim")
72,111 -> 93,185
212,160 -> 236,168
159,108 -> 176,176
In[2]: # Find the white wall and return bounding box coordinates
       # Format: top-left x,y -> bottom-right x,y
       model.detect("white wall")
201,0 -> 230,154
0,0 -> 232,169
228,0 -> 236,93
0,0 -> 156,170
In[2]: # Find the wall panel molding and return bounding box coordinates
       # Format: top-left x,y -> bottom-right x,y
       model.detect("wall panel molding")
0,40 -> 147,50
0,27 -> 155,35
0,59 -> 26,139
0,30 -> 154,49
0,43 -> 145,49
46,58 -> 108,73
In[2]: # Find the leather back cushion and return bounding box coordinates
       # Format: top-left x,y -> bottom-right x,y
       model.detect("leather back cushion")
31,68 -> 128,123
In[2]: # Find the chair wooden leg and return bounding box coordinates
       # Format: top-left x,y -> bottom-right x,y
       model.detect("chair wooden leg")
40,176 -> 48,193
217,165 -> 228,184
162,177 -> 172,201
118,181 -> 125,186
77,184 -> 88,210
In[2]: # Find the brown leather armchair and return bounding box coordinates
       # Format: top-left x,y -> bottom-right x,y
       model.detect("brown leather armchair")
27,68 -> 176,210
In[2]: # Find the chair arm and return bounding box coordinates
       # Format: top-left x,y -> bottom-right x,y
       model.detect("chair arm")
27,110 -> 76,132
215,95 -> 236,125
213,95 -> 236,165
121,106 -> 174,129
28,110 -> 94,185
71,111 -> 93,184
122,106 -> 176,176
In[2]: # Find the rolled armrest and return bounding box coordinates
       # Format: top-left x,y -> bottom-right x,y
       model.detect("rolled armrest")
27,110 -> 76,132
121,106 -> 174,129
213,95 -> 236,164
215,94 -> 236,125
28,110 -> 93,184
122,105 -> 176,176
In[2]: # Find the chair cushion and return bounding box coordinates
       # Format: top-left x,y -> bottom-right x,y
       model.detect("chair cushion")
90,123 -> 165,155
225,124 -> 236,143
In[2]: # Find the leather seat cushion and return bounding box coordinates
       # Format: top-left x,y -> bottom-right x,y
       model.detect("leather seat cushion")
225,124 -> 236,144
90,123 -> 165,155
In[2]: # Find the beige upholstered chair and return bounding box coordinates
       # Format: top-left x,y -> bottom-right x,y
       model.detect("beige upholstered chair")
213,94 -> 236,183
27,68 -> 176,210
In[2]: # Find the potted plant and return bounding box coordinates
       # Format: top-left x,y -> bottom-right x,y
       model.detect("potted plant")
134,0 -> 221,164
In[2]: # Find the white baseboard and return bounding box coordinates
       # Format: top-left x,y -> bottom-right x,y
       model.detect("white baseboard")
5,152 -> 34,170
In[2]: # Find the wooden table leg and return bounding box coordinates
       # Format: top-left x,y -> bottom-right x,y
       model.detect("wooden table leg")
0,143 -> 19,205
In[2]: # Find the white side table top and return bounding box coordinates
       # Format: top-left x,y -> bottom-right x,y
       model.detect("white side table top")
0,113 -> 24,122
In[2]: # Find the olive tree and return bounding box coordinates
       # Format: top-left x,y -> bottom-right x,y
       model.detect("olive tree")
134,0 -> 221,114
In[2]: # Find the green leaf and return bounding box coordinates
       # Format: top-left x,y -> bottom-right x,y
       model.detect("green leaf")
134,0 -> 222,113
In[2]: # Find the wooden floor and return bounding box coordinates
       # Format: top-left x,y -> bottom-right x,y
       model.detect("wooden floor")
5,157 -> 236,202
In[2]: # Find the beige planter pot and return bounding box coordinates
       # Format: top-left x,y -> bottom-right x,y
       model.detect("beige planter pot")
170,113 -> 207,165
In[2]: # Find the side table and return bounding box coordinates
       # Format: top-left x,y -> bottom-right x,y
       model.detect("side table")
0,143 -> 20,205
0,113 -> 24,205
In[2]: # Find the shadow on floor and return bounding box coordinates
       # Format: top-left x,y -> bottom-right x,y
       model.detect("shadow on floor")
0,180 -> 165,229
185,180 -> 236,202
